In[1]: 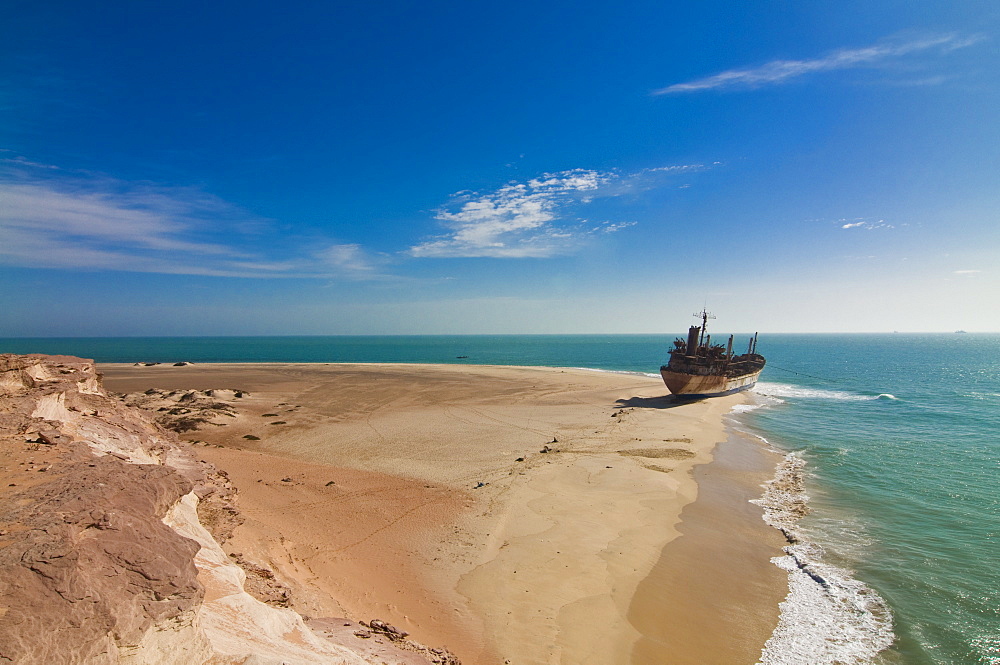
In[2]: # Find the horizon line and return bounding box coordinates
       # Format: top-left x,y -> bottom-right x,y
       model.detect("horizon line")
1,331 -> 996,340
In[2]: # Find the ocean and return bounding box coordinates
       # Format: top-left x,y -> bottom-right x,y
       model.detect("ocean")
2,333 -> 997,665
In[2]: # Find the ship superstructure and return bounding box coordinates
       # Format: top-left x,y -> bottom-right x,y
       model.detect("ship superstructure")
660,310 -> 765,397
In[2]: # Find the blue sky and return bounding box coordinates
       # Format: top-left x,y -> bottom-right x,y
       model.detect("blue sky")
2,1 -> 998,335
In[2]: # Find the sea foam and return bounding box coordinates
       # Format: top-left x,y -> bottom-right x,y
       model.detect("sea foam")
755,382 -> 897,402
753,453 -> 894,665
730,403 -> 764,414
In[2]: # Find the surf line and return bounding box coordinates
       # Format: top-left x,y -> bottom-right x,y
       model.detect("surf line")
764,365 -> 898,401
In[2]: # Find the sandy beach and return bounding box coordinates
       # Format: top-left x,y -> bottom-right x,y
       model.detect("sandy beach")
100,362 -> 787,665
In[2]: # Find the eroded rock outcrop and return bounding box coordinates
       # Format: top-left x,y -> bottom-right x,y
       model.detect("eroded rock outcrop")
0,355 -> 211,664
0,355 -> 453,665
117,388 -> 244,434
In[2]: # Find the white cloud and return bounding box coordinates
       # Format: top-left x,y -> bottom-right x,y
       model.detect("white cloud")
599,221 -> 638,234
315,243 -> 393,280
646,164 -> 706,173
0,176 -> 276,276
0,159 -> 384,279
953,269 -> 981,275
0,157 -> 705,275
409,165 -> 698,258
654,33 -> 980,95
1,182 -> 240,256
840,218 -> 894,230
526,170 -> 606,191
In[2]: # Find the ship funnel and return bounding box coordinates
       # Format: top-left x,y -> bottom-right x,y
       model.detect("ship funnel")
686,326 -> 700,356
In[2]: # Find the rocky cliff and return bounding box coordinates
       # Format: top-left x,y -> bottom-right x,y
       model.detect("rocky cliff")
0,355 -> 454,665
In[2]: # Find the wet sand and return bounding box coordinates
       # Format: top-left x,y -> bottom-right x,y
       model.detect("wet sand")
100,362 -> 786,664
629,434 -> 788,665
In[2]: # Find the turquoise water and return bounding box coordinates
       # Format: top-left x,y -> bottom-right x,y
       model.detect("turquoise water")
744,334 -> 1000,665
2,333 -> 997,664
0,334 -> 676,369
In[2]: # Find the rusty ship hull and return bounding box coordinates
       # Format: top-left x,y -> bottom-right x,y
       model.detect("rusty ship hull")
661,311 -> 765,397
659,365 -> 762,396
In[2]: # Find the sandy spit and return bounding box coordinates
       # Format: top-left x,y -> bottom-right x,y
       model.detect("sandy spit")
101,362 -> 786,664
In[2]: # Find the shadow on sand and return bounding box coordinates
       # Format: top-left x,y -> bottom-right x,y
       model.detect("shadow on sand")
615,394 -> 708,410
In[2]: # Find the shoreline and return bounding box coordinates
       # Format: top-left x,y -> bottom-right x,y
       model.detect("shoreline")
629,432 -> 787,664
100,362 -> 788,664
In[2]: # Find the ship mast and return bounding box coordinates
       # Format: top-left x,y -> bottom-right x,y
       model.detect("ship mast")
693,309 -> 716,348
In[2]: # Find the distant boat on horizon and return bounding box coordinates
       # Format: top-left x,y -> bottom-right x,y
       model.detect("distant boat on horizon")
955,330 -> 968,334
660,310 -> 765,397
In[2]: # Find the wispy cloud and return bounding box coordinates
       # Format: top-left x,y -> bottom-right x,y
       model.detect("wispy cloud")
653,33 -> 981,95
2,182 -> 243,255
1,157 -> 705,274
409,165 -> 701,258
0,167 -> 276,276
0,159 -> 390,279
953,269 -> 981,275
315,243 -> 395,280
840,218 -> 894,230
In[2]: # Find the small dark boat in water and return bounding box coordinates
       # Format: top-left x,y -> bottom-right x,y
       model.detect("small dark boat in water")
660,310 -> 765,397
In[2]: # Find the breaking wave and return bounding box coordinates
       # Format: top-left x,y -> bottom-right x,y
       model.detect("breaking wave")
755,382 -> 898,402
753,454 -> 894,665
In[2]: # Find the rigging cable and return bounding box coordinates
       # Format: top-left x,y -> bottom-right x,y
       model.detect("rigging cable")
764,364 -> 844,383
762,364 -> 899,400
